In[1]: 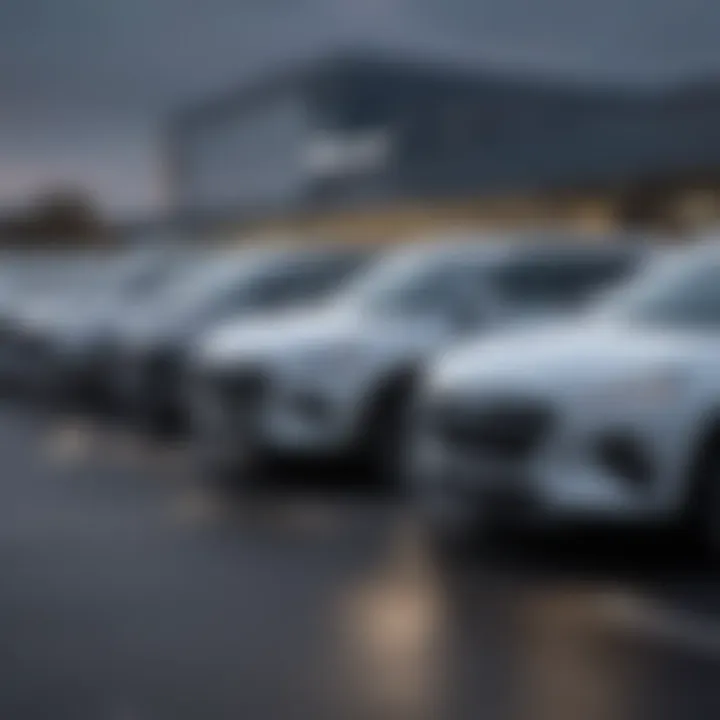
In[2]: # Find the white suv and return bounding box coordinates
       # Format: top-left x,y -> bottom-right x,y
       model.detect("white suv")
190,238 -> 642,481
412,243 -> 720,549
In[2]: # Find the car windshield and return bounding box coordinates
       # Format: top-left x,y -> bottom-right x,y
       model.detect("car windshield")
336,246 -> 637,319
485,252 -> 637,313
337,250 -> 486,317
607,250 -> 720,328
153,253 -> 276,317
103,249 -> 189,299
156,249 -> 368,321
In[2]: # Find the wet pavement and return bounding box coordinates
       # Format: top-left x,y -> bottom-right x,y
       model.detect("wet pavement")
0,405 -> 719,719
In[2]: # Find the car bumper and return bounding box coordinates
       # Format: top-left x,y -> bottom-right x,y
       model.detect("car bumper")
415,453 -> 658,528
412,396 -> 688,527
260,378 -> 369,459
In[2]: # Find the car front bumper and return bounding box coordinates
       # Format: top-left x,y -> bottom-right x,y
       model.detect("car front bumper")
411,392 -> 691,527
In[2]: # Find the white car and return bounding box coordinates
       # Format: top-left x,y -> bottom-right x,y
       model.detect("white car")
411,243 -> 720,550
112,245 -> 373,431
190,238 -> 643,480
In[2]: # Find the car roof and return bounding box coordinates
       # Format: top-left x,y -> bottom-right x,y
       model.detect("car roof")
387,232 -> 646,266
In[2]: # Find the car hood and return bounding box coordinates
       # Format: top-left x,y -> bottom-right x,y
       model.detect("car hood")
25,292 -> 129,345
434,319 -> 719,394
195,306 -> 448,372
17,294 -> 86,333
111,297 -> 217,351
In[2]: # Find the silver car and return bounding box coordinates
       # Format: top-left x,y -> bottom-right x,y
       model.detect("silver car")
191,236 -> 645,482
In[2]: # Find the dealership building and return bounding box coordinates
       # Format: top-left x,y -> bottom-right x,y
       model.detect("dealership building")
167,50 -> 720,241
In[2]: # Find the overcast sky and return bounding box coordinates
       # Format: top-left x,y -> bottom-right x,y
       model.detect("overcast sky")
2,0 -> 720,217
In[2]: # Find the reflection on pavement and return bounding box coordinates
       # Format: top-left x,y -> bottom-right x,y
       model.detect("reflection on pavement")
18,410 -> 720,720
335,518 -> 447,720
335,522 -> 650,720
515,584 -> 639,720
42,418 -> 94,466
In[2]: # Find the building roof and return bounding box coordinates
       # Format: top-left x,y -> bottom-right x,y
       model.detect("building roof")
169,49 -> 720,223
171,47 -> 642,129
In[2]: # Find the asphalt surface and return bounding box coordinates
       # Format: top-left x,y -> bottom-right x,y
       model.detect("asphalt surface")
0,404 -> 720,719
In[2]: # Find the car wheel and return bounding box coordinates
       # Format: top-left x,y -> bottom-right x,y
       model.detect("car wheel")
698,462 -> 720,555
684,432 -> 720,555
365,377 -> 416,485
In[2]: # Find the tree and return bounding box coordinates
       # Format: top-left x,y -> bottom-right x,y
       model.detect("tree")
24,188 -> 105,242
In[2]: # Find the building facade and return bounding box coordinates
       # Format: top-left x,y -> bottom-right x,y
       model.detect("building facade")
167,52 -> 720,241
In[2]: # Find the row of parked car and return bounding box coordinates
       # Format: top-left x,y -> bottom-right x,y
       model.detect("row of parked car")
4,232 -> 720,551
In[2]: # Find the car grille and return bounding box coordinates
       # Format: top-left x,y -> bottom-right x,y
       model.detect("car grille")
430,396 -> 554,462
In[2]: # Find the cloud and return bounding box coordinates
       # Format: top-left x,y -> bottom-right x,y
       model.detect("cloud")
3,0 -> 720,115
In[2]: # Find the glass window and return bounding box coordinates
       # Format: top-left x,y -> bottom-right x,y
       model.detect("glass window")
156,250 -> 369,324
488,254 -> 636,311
618,255 -> 720,327
341,252 -> 488,318
238,254 -> 369,309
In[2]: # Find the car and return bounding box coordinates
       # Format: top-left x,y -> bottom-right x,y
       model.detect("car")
409,241 -> 720,551
190,235 -> 645,482
110,243 -> 374,431
0,252 -> 110,395
33,245 -> 206,407
0,256 -> 46,387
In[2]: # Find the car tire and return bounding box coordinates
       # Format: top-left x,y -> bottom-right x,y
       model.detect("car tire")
364,375 -> 416,486
684,428 -> 720,556
697,465 -> 720,556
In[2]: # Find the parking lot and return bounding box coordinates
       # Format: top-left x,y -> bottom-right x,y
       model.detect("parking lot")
0,401 -> 717,720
